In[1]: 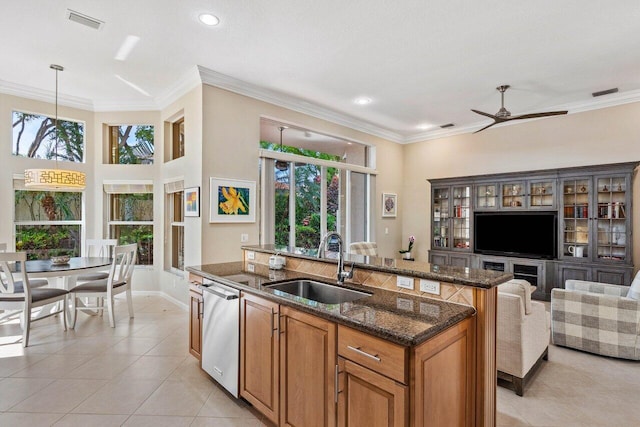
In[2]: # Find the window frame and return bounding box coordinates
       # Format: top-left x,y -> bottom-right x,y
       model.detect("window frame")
107,124 -> 155,165
164,179 -> 185,274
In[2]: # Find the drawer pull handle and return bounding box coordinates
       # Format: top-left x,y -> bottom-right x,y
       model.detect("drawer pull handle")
347,345 -> 381,362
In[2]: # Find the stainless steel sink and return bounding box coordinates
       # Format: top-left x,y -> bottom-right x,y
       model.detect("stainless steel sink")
265,279 -> 371,304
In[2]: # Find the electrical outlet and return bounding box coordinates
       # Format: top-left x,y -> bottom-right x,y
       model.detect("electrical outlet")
241,233 -> 249,243
420,279 -> 440,295
247,263 -> 255,272
396,275 -> 414,290
246,251 -> 255,260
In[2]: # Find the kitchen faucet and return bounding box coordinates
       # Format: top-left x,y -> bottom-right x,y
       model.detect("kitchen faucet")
317,232 -> 354,284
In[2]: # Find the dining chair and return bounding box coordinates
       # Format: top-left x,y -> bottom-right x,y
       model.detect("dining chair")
77,238 -> 118,281
70,243 -> 137,328
0,251 -> 69,347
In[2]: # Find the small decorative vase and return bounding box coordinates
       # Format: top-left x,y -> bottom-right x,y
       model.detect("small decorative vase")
403,252 -> 411,260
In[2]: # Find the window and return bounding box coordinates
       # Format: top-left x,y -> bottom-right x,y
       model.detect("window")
172,118 -> 185,160
108,125 -> 154,164
165,181 -> 184,271
12,110 -> 85,162
260,120 -> 375,249
105,184 -> 154,265
14,187 -> 83,260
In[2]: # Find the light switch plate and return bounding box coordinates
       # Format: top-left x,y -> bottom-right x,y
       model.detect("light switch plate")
241,233 -> 249,243
420,279 -> 440,295
246,251 -> 255,260
396,275 -> 414,290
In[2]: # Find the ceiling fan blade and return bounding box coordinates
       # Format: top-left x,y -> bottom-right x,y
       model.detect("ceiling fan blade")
509,111 -> 568,120
473,122 -> 498,134
471,109 -> 498,119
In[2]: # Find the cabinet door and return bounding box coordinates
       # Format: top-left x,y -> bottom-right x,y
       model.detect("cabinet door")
450,253 -> 471,268
557,264 -> 592,287
240,293 -> 279,425
451,186 -> 471,251
337,358 -> 408,427
475,183 -> 498,210
593,267 -> 632,285
528,179 -> 556,209
594,175 -> 630,263
500,181 -> 526,209
559,177 -> 591,261
429,251 -> 448,266
432,187 -> 450,249
280,306 -> 337,427
189,290 -> 203,360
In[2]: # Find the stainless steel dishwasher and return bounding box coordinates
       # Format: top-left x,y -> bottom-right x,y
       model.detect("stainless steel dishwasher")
201,278 -> 240,397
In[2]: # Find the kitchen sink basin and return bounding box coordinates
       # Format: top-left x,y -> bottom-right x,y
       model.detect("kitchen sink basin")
265,279 -> 371,304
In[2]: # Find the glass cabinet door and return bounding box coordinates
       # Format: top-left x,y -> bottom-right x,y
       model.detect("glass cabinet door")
432,187 -> 450,249
561,178 -> 590,259
529,180 -> 555,209
475,184 -> 498,210
595,176 -> 628,261
452,186 -> 471,250
501,181 -> 526,208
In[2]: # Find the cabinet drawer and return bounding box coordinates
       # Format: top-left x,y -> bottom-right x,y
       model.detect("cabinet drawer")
338,325 -> 408,384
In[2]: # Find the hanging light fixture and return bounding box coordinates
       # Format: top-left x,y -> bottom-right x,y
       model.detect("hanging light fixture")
275,125 -> 289,171
24,64 -> 86,191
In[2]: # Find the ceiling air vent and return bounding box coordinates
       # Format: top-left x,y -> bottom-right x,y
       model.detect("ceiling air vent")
66,9 -> 104,30
592,88 -> 618,97
440,123 -> 455,129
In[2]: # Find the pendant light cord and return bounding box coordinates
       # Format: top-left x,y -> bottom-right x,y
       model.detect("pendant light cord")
50,64 -> 64,170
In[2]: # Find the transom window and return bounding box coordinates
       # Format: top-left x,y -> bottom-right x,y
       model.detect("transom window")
108,125 -> 155,164
12,110 -> 85,162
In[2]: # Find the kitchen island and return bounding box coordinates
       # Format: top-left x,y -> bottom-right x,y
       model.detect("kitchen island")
187,246 -> 512,426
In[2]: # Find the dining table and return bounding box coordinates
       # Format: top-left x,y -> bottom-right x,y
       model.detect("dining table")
23,256 -> 112,321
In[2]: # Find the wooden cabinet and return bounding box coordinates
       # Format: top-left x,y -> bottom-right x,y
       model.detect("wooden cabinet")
240,294 -> 337,427
432,185 -> 472,251
240,292 -> 280,425
280,306 -> 337,427
188,274 -> 203,361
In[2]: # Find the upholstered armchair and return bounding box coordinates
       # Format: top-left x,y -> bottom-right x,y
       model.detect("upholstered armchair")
551,275 -> 640,360
497,279 -> 550,396
348,241 -> 378,257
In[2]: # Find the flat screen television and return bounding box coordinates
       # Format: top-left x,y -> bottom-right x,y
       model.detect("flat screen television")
474,212 -> 557,259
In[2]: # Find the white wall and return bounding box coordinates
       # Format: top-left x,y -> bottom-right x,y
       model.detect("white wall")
403,102 -> 640,268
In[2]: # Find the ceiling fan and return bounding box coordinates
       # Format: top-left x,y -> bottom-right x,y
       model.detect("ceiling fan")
471,85 -> 568,133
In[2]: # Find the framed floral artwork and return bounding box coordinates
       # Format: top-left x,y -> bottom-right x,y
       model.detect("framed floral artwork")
184,186 -> 200,217
209,177 -> 256,223
382,192 -> 397,217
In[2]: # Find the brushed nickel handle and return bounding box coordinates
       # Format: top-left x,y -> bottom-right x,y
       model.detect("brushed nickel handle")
347,345 -> 381,362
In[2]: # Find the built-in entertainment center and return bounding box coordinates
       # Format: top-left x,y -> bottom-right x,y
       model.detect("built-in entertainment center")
428,162 -> 637,300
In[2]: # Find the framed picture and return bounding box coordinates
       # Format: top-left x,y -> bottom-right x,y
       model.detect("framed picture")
209,177 -> 256,223
184,187 -> 200,217
382,192 -> 397,217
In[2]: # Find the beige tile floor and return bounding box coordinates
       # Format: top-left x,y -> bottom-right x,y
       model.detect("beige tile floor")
1,295 -> 638,426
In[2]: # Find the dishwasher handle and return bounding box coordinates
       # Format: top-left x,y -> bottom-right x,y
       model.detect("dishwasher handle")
201,282 -> 240,300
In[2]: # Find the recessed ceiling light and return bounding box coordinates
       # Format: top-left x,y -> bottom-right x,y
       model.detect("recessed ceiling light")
354,97 -> 372,105
199,13 -> 220,26
417,123 -> 435,130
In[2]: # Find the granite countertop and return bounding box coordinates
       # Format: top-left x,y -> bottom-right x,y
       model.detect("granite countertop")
187,262 -> 476,347
241,244 -> 512,289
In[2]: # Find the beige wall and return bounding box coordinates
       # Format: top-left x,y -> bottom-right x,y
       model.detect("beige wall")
403,102 -> 640,268
200,85 -> 405,263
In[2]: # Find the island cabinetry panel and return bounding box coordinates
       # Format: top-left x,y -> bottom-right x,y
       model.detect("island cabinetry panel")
240,292 -> 280,425
188,274 -> 203,361
412,317 -> 474,427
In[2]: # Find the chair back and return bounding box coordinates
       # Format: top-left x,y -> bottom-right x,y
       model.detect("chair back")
107,243 -> 137,290
0,252 -> 30,298
349,241 -> 378,257
84,239 -> 118,258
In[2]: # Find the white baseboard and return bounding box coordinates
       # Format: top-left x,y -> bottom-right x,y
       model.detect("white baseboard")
129,290 -> 188,311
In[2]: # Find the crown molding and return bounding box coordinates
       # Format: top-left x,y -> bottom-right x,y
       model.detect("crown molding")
197,66 -> 404,143
0,79 -> 94,110
155,66 -> 202,110
93,100 -> 158,112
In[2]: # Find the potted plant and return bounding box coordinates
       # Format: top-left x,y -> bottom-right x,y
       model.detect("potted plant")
399,235 -> 415,260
